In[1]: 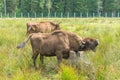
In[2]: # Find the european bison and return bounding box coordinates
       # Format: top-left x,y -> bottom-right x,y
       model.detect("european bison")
17,32 -> 70,68
26,21 -> 61,35
17,30 -> 85,68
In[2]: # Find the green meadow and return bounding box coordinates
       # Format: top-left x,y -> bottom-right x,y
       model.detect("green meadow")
0,18 -> 120,80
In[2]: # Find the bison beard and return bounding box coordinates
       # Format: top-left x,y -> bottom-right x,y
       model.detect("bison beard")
79,37 -> 99,52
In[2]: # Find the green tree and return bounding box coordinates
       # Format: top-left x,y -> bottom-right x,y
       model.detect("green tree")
52,0 -> 64,13
46,0 -> 52,14
20,0 -> 31,13
6,0 -> 18,13
39,0 -> 45,11
30,0 -> 40,13
97,0 -> 103,13
87,0 -> 98,12
102,0 -> 115,12
113,0 -> 120,12
0,0 -> 3,12
77,0 -> 88,12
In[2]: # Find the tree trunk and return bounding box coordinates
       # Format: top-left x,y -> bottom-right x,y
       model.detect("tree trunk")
4,0 -> 6,16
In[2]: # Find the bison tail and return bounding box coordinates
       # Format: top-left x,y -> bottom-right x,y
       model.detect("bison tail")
16,42 -> 26,49
16,34 -> 33,49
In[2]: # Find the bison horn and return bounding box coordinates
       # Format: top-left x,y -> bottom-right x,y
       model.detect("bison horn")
96,39 -> 99,44
82,41 -> 85,44
28,26 -> 32,31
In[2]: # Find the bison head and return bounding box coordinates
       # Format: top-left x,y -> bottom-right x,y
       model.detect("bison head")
50,22 -> 61,30
80,37 -> 99,52
26,25 -> 38,35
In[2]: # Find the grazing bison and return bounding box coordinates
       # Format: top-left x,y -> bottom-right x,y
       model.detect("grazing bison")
17,30 -> 85,68
26,21 -> 61,35
17,32 -> 70,68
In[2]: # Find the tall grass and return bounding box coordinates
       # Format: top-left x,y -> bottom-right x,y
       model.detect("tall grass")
0,18 -> 120,80
59,64 -> 77,80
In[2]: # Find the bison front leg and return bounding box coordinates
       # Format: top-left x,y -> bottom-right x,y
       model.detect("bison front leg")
56,51 -> 62,65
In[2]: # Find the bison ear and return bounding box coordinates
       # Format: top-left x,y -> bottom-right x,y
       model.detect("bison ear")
31,25 -> 36,31
96,39 -> 99,45
32,27 -> 35,31
28,26 -> 32,31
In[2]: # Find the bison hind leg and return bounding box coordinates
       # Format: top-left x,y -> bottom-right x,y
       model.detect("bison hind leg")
32,53 -> 39,69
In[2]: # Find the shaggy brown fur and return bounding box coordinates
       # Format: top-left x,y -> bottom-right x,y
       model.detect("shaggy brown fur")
26,21 -> 61,35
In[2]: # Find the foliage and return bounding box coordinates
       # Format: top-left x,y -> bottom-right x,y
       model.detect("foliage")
59,64 -> 77,80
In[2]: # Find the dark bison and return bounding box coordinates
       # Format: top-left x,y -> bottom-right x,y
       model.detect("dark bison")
26,21 -> 61,35
17,32 -> 70,68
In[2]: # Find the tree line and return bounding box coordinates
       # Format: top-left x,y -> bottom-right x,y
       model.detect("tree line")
0,0 -> 120,16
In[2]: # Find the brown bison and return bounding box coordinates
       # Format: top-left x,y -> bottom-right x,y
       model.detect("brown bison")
17,30 -> 99,68
26,21 -> 61,35
17,32 -> 70,68
17,30 -> 85,68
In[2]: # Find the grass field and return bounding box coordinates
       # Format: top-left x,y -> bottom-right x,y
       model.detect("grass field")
0,18 -> 120,80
